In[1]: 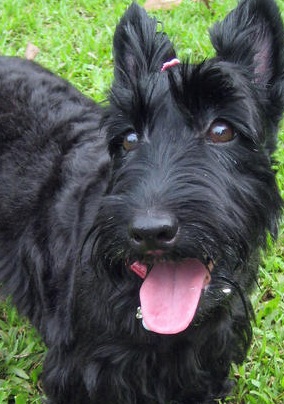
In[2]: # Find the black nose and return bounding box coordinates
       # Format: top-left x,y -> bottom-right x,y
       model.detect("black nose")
129,212 -> 179,251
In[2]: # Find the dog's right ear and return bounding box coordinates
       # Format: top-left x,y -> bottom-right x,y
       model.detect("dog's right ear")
112,2 -> 176,87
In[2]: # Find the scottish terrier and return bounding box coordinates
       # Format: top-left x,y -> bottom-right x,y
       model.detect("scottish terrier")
0,0 -> 284,403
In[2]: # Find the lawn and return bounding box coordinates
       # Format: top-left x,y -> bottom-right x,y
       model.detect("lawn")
0,0 -> 283,403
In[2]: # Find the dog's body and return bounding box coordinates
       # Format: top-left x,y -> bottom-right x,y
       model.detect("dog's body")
0,1 -> 283,403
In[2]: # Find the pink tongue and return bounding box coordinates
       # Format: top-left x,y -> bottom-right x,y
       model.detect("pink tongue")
140,259 -> 207,334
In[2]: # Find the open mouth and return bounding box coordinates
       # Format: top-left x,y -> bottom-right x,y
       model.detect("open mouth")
130,258 -> 213,335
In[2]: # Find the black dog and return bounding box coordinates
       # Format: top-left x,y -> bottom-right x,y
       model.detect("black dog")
0,0 -> 284,403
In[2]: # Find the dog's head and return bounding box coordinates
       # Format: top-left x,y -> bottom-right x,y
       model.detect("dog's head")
94,0 -> 284,335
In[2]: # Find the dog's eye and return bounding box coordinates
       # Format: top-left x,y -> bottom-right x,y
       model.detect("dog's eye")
123,132 -> 139,151
207,121 -> 235,143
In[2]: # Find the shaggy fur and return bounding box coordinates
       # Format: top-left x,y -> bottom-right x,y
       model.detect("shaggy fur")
0,0 -> 284,403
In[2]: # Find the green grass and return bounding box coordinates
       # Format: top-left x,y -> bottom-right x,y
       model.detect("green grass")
0,0 -> 284,403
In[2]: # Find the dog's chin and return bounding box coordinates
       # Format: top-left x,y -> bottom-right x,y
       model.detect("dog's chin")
129,257 -> 213,335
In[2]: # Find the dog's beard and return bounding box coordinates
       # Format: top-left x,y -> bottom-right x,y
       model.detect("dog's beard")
89,197 -> 253,336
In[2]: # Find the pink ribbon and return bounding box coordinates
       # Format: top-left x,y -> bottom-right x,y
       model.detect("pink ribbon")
161,58 -> 180,72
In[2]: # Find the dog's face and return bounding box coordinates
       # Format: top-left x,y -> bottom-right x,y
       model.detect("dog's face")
93,1 -> 283,335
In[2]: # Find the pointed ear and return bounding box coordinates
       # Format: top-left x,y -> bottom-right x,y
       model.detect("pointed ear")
210,0 -> 284,86
112,2 -> 176,87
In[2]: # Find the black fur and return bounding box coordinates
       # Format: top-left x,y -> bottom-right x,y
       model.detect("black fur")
0,1 -> 284,403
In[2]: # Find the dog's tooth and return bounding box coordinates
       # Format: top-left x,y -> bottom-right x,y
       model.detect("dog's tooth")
222,288 -> 231,295
207,260 -> 214,272
142,319 -> 150,331
136,307 -> 151,331
136,306 -> 143,319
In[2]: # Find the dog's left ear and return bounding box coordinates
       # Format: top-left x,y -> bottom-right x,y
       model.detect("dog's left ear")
210,0 -> 284,87
112,2 -> 176,87
210,0 -> 284,149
